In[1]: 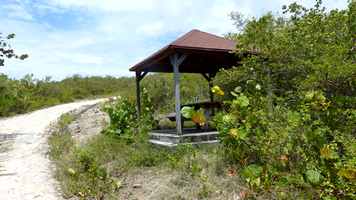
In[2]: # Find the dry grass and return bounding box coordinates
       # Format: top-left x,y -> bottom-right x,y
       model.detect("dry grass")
49,112 -> 246,200
117,167 -> 244,200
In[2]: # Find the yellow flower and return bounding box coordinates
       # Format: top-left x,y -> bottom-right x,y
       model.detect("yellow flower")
228,128 -> 248,140
192,111 -> 206,126
320,144 -> 339,160
211,86 -> 224,96
229,128 -> 239,138
67,168 -> 76,175
338,168 -> 356,180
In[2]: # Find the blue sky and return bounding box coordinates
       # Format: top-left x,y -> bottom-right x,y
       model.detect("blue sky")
0,0 -> 348,80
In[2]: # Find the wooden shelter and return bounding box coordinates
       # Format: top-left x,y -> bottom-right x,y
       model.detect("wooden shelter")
130,29 -> 239,145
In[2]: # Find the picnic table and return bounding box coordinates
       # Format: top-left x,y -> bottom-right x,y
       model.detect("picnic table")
166,101 -> 222,121
165,101 -> 222,130
182,101 -> 222,110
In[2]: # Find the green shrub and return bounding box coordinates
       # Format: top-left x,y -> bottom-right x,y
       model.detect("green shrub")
214,1 -> 356,199
49,115 -> 117,200
48,131 -> 74,161
104,97 -> 137,136
103,87 -> 156,140
67,148 -> 116,199
215,89 -> 355,199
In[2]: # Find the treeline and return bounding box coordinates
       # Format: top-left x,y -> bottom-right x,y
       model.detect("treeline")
0,74 -> 131,116
0,73 -> 209,117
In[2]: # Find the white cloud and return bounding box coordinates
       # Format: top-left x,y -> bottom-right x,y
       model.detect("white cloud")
137,21 -> 165,36
47,0 -> 156,11
32,3 -> 66,14
0,0 -> 349,80
68,53 -> 104,65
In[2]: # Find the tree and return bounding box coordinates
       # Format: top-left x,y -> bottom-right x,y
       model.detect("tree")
214,1 -> 356,198
223,0 -> 356,100
349,0 -> 356,62
0,33 -> 28,67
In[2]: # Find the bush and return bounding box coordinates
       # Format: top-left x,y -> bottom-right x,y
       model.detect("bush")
213,2 -> 356,199
68,148 -> 116,199
104,97 -> 137,137
49,114 -> 117,199
103,87 -> 155,139
215,88 -> 355,199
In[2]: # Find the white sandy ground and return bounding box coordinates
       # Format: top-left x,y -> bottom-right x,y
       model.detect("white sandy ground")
0,99 -> 107,200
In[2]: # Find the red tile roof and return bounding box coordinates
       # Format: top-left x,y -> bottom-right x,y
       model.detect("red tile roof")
170,29 -> 236,51
130,29 -> 237,72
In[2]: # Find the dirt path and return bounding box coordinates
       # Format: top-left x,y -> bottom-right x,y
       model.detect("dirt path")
0,99 -> 106,200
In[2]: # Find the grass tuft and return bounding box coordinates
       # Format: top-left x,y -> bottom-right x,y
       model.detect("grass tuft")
49,113 -> 244,200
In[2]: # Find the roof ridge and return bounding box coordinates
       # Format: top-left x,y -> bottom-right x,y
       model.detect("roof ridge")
193,29 -> 233,41
171,29 -> 234,47
130,29 -> 237,71
170,29 -> 197,45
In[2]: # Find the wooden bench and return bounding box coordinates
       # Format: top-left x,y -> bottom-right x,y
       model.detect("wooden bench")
164,101 -> 222,129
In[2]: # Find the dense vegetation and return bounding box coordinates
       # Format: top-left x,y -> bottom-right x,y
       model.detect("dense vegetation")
213,1 -> 356,199
1,32 -> 209,117
0,73 -> 209,117
0,74 -> 134,116
48,0 -> 355,199
96,1 -> 355,199
49,109 -> 243,200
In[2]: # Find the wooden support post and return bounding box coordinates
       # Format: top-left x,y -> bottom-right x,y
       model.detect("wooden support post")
135,71 -> 142,118
201,73 -> 215,103
170,53 -> 187,136
202,73 -> 216,117
208,80 -> 214,103
135,71 -> 148,118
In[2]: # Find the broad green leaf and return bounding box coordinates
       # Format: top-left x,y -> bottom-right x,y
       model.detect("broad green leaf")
233,95 -> 250,108
338,168 -> 356,180
305,169 -> 323,185
241,164 -> 263,180
181,106 -> 194,119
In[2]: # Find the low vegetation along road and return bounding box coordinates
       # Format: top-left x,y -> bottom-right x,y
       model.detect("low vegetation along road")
0,99 -> 106,200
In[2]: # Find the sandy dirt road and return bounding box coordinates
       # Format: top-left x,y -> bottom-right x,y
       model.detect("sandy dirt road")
0,99 -> 106,200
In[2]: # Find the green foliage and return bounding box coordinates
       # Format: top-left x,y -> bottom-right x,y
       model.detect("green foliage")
216,1 -> 356,199
69,148 -> 115,199
103,87 -> 155,140
0,72 -> 208,118
181,106 -> 195,119
49,112 -> 210,199
50,100 -> 243,199
181,106 -> 207,126
48,131 -> 74,161
49,114 -> 117,200
139,87 -> 156,130
349,1 -> 356,62
51,127 -> 237,199
0,74 -> 134,117
0,32 -> 28,67
104,97 -> 137,136
58,114 -> 75,129
141,73 -> 209,114
241,164 -> 263,188
305,169 -> 323,185
217,90 -> 355,198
